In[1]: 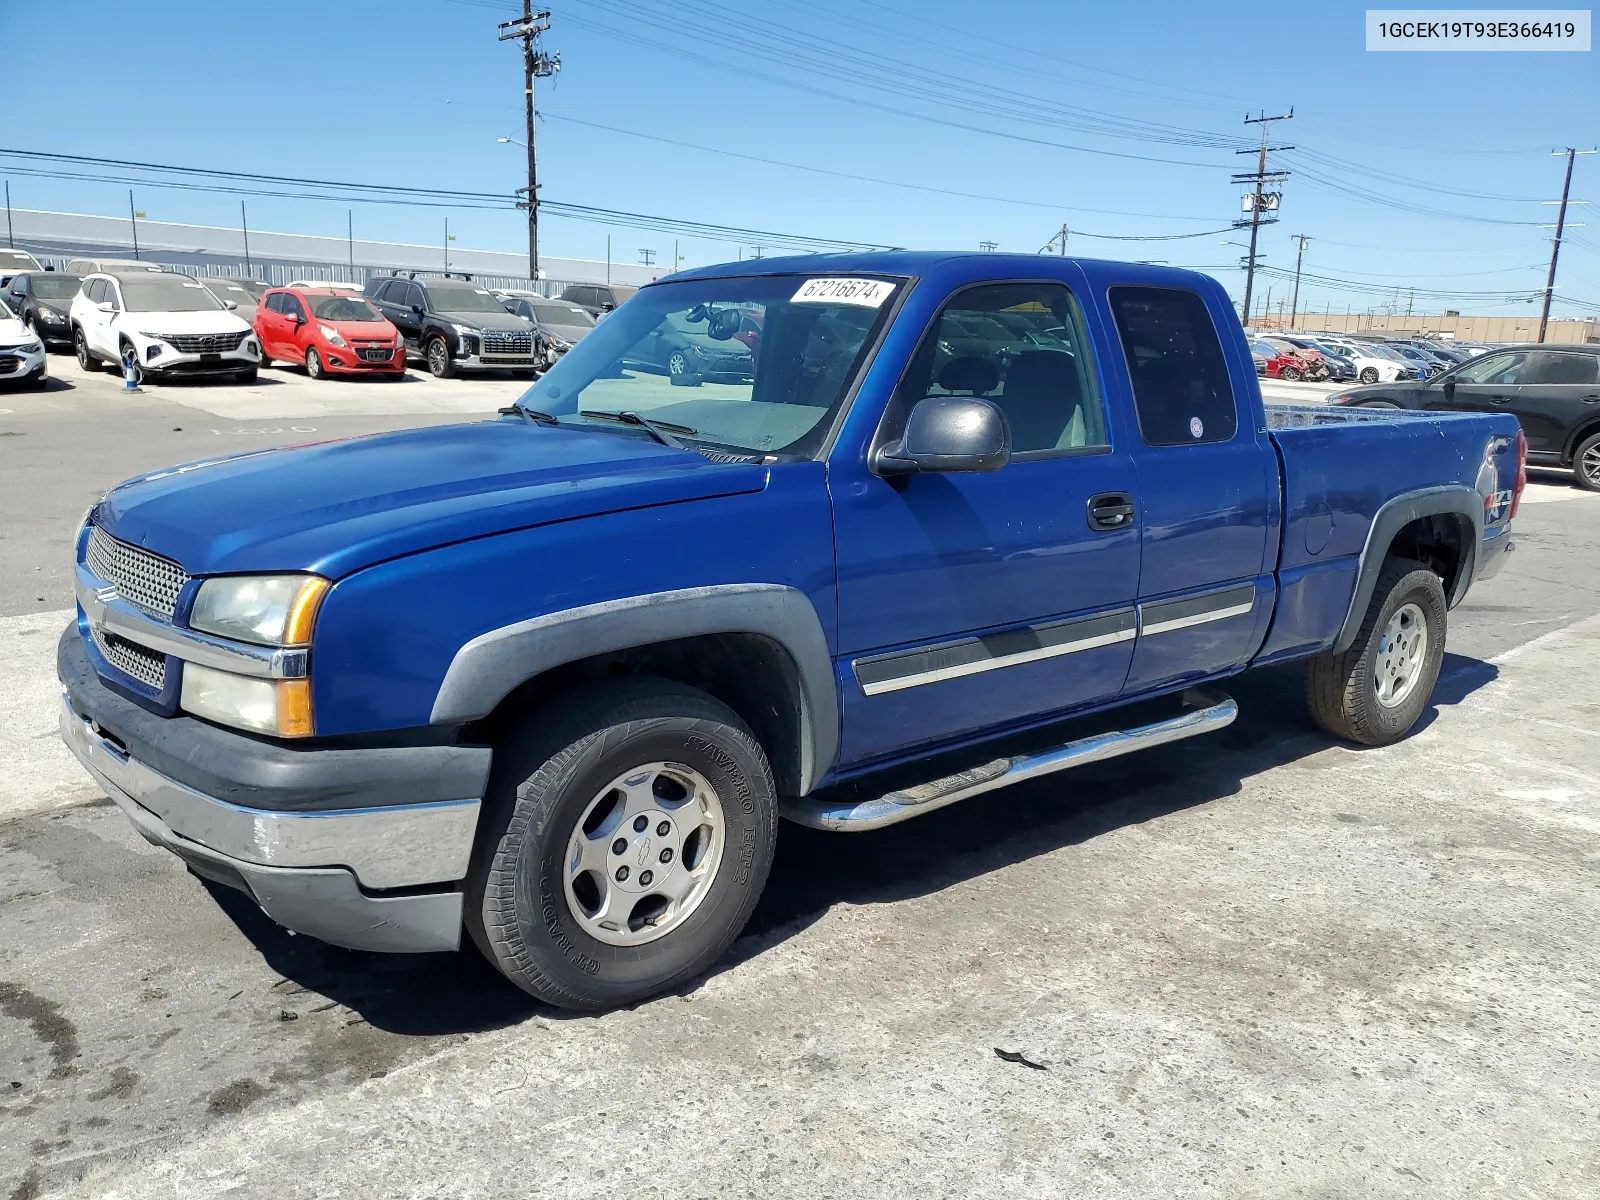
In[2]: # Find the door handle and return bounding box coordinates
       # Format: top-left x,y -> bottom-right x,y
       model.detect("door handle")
1581,394 -> 1600,404
1087,492 -> 1136,532
1489,395 -> 1513,403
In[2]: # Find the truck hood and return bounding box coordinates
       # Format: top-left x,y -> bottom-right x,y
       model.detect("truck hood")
95,421 -> 768,579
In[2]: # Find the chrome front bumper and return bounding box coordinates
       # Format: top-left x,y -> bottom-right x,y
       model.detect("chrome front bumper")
59,692 -> 477,953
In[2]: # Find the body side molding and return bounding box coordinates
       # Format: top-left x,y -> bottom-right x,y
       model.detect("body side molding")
430,583 -> 838,793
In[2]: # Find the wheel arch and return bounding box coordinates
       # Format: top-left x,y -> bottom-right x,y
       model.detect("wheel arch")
1332,486 -> 1482,655
432,585 -> 838,795
1561,414 -> 1600,467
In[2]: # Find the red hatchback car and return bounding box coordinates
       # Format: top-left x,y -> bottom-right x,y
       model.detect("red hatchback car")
256,287 -> 406,380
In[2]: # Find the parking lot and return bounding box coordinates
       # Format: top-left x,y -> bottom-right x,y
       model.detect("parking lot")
3,357 -> 1600,1198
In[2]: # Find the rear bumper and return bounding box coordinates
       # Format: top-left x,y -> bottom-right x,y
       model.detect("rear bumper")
58,627 -> 490,953
1476,522 -> 1514,583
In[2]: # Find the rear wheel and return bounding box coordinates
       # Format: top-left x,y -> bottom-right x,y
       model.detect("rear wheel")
305,347 -> 326,380
1573,431 -> 1600,492
74,328 -> 99,372
1307,559 -> 1446,746
467,677 -> 777,1011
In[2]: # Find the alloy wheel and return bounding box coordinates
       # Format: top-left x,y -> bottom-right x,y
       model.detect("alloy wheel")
1373,602 -> 1428,709
562,761 -> 726,948
1582,442 -> 1600,489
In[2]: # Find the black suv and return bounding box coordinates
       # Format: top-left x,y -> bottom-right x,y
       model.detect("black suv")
1333,343 -> 1600,489
559,282 -> 638,317
364,273 -> 546,378
4,271 -> 83,347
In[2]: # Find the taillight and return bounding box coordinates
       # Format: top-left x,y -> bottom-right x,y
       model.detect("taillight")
1510,427 -> 1528,519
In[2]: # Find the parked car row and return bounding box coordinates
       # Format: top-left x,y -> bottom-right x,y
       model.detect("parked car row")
1249,330 -> 1499,385
0,250 -> 617,386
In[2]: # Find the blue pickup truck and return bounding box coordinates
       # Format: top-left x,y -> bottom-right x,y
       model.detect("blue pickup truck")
59,253 -> 1522,1010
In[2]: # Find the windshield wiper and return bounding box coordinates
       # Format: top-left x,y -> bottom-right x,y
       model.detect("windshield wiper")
578,409 -> 697,449
498,404 -> 560,427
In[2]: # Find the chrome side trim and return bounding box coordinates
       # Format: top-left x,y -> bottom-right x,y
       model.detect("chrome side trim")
854,608 -> 1137,697
1137,584 -> 1259,638
76,564 -> 307,680
782,688 -> 1237,832
60,692 -> 479,890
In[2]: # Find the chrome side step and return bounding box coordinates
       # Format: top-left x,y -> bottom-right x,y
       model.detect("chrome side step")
780,688 -> 1237,833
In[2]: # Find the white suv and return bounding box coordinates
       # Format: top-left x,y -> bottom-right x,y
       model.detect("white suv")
71,270 -> 260,382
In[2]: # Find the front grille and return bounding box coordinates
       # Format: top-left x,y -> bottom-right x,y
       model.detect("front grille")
85,526 -> 187,620
481,329 -> 534,355
92,626 -> 166,690
153,330 -> 249,354
358,347 -> 394,362
0,355 -> 20,372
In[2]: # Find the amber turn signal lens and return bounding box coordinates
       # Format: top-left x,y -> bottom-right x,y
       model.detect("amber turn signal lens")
275,678 -> 314,738
283,578 -> 330,646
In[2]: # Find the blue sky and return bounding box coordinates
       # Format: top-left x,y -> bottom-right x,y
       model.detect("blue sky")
3,0 -> 1597,315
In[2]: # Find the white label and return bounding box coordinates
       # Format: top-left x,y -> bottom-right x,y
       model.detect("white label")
181,279 -> 204,287
1366,10 -> 1590,50
1190,416 -> 1204,439
791,277 -> 895,307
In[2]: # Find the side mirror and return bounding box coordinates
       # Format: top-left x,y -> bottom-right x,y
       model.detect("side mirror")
291,312 -> 305,326
601,302 -> 616,313
411,304 -> 424,316
1441,377 -> 1455,394
874,396 -> 1011,477
223,300 -> 238,311
96,301 -> 115,314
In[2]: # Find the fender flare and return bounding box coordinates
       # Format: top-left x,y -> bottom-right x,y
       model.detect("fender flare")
429,583 -> 838,794
1332,485 -> 1482,654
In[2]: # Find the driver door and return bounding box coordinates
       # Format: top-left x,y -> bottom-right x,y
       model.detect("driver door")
84,278 -> 120,358
830,275 -> 1141,769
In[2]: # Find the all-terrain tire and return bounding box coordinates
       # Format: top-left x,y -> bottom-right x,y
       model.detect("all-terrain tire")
466,677 -> 778,1011
1306,559 -> 1447,746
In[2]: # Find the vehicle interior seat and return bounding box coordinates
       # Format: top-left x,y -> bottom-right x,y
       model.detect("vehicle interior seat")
994,350 -> 1088,451
935,356 -> 1000,396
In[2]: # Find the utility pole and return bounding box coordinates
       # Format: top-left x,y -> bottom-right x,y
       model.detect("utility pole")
129,190 -> 142,260
500,4 -> 559,283
1233,109 -> 1293,326
240,201 -> 252,276
445,217 -> 455,272
1287,234 -> 1310,330
348,210 -> 355,278
979,240 -> 998,252
1039,224 -> 1069,255
1538,147 -> 1595,342
639,248 -> 655,266
4,181 -> 11,248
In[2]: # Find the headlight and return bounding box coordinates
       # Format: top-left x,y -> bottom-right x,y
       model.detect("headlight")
181,663 -> 313,738
450,322 -> 476,337
188,574 -> 329,646
23,340 -> 41,354
319,324 -> 348,348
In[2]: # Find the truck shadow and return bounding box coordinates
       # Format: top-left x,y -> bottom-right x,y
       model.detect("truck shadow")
207,653 -> 1498,1032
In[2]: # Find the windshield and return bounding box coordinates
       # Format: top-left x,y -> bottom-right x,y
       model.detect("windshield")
119,274 -> 226,313
517,274 -> 902,458
32,276 -> 82,300
532,299 -> 595,327
0,251 -> 39,269
311,295 -> 384,322
208,282 -> 257,304
428,284 -> 507,314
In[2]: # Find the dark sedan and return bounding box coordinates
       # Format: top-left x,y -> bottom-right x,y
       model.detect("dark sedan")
1332,343 -> 1600,489
3,272 -> 83,346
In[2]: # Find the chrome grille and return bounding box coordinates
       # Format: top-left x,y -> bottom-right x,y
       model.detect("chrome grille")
481,329 -> 534,355
86,526 -> 187,620
92,626 -> 166,690
153,330 -> 249,354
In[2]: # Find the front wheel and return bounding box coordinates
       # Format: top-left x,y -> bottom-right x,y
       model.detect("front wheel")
1306,559 -> 1446,746
425,335 -> 455,379
467,677 -> 778,1011
1359,367 -> 1378,384
666,348 -> 690,377
1282,366 -> 1303,381
74,328 -> 99,372
305,347 -> 326,380
1572,431 -> 1600,492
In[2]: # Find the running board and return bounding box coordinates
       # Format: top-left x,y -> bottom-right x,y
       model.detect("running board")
781,688 -> 1237,833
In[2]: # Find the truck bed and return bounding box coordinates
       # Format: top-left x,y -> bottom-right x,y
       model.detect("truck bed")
1257,402 -> 1520,664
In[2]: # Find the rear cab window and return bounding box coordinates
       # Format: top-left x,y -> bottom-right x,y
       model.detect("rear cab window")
1108,286 -> 1238,446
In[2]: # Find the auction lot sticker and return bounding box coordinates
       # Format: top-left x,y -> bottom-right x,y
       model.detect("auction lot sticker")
792,278 -> 896,306
1367,9 -> 1591,49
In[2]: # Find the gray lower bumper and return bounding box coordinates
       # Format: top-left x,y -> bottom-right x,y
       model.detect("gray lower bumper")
60,694 -> 470,953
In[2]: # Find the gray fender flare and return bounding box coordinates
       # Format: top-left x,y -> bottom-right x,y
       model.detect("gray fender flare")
429,584 -> 838,794
1332,485 -> 1482,654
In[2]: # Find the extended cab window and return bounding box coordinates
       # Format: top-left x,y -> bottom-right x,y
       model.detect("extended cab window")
886,281 -> 1107,455
1109,286 -> 1237,446
520,274 -> 902,458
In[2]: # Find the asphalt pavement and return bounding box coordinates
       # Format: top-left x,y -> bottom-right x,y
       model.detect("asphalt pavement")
2,357 -> 1598,1198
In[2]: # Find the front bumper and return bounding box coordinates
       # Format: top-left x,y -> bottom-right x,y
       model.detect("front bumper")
322,342 -> 406,374
0,340 -> 47,381
59,626 -> 491,953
